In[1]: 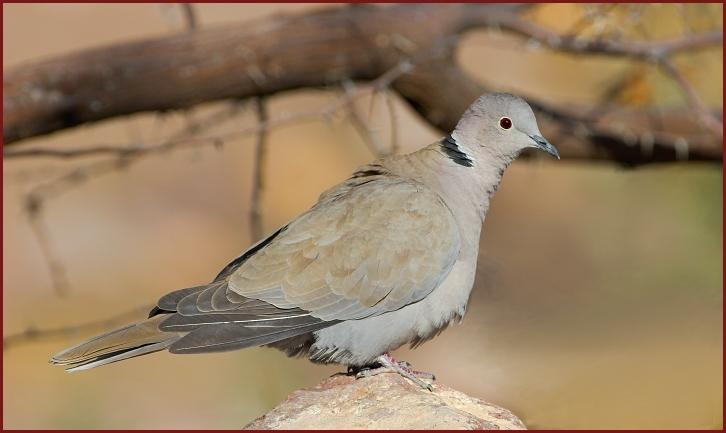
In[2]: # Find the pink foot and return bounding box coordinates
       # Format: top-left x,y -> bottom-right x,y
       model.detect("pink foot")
354,353 -> 436,391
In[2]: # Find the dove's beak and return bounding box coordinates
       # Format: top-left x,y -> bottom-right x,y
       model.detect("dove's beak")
529,134 -> 560,160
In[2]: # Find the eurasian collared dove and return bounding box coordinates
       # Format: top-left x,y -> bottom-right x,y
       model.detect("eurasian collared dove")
51,93 -> 559,390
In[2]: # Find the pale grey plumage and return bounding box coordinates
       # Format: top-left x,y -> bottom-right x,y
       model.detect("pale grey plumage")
51,93 -> 558,372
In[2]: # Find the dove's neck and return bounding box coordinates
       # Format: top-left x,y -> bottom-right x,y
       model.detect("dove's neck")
383,139 -> 512,255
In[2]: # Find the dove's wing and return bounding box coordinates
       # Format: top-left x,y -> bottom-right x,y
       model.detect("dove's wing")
229,175 -> 461,321
158,173 -> 461,354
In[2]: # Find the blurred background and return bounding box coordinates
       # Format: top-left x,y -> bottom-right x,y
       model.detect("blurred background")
3,3 -> 722,429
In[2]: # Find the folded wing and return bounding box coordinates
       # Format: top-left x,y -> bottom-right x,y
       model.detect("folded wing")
228,176 -> 461,320
160,175 -> 461,354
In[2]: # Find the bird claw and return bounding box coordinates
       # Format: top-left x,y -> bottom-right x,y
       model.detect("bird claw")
352,354 -> 436,391
397,360 -> 436,380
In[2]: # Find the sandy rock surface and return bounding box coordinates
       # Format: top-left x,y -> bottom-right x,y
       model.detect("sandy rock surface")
244,373 -> 526,430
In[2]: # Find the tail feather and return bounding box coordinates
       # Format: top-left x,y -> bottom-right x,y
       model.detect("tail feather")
50,315 -> 180,372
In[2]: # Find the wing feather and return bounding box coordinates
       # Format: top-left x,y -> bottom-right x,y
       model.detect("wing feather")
168,321 -> 333,354
228,177 -> 460,321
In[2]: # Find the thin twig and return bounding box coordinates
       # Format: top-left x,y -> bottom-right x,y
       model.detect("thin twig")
473,9 -> 723,61
178,4 -> 199,131
4,146 -> 145,159
180,3 -> 197,32
250,97 -> 268,241
23,104 -> 245,201
342,81 -> 387,157
384,91 -> 400,155
658,58 -> 723,137
26,207 -> 70,297
17,104 -> 247,296
3,166 -> 70,183
158,3 -> 197,33
563,3 -> 620,39
3,305 -> 152,352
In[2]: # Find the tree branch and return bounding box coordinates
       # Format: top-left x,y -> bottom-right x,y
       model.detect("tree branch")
657,58 -> 723,137
250,97 -> 268,241
4,4 -> 722,166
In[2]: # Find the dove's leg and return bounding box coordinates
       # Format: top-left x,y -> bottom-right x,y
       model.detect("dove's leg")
353,353 -> 435,391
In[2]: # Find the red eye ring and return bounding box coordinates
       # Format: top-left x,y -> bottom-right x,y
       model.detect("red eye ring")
500,117 -> 512,129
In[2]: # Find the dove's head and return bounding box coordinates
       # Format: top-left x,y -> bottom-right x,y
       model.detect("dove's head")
451,93 -> 559,165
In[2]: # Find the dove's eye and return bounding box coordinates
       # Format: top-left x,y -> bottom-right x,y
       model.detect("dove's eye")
499,117 -> 512,129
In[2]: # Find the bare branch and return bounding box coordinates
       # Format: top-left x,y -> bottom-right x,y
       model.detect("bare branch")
180,3 -> 198,32
657,58 -> 723,137
3,4 -> 722,166
562,4 -> 620,39
3,53 -> 420,163
4,145 -> 146,159
21,104 -> 244,204
26,205 -> 70,297
250,97 -> 268,241
158,3 -> 198,33
343,81 -> 387,157
384,91 -> 400,155
14,104 -> 248,294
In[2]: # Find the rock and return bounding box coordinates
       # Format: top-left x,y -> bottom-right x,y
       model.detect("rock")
244,373 -> 526,430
